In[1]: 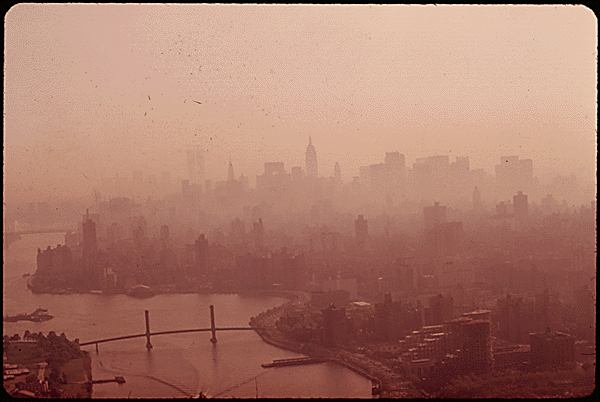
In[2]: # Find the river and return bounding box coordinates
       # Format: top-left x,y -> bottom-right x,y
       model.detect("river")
3,233 -> 373,398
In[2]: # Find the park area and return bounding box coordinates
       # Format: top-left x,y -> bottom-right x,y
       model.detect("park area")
4,332 -> 92,398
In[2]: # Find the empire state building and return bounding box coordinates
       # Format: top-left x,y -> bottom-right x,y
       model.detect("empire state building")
305,136 -> 318,178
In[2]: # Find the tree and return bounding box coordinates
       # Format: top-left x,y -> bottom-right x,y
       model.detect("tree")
25,374 -> 38,383
49,369 -> 60,383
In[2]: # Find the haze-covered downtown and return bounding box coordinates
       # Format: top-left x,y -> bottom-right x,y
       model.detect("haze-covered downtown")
3,4 -> 596,399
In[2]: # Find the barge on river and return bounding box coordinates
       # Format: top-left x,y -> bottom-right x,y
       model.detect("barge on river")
261,357 -> 328,368
92,376 -> 125,384
3,308 -> 54,323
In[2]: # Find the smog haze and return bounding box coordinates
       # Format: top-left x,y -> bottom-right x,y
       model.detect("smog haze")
4,4 -> 597,204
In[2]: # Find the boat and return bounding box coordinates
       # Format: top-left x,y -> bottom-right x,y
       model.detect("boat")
126,284 -> 155,299
3,308 -> 54,323
261,357 -> 327,368
3,313 -> 29,323
92,376 -> 126,384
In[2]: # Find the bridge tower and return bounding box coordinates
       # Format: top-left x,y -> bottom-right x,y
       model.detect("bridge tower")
210,305 -> 217,344
145,310 -> 153,349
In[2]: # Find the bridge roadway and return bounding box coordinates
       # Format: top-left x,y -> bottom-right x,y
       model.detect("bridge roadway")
5,228 -> 75,236
79,327 -> 261,347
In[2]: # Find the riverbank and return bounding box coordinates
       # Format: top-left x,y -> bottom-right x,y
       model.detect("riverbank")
59,352 -> 93,398
2,341 -> 92,398
249,295 -> 424,398
27,275 -> 303,301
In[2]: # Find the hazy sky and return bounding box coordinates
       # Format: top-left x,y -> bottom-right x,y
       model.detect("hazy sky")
4,4 -> 597,203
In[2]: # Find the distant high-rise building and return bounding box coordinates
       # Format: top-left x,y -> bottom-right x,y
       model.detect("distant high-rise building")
256,162 -> 291,196
453,156 -> 470,172
423,202 -> 463,256
355,215 -> 368,247
513,191 -> 528,221
291,166 -> 304,183
230,218 -> 245,238
194,234 -> 209,274
187,149 -> 197,183
322,304 -> 349,347
160,224 -> 170,241
462,319 -> 494,374
541,194 -> 558,214
305,136 -> 318,178
385,152 -> 405,181
228,158 -> 235,181
83,211 -> 97,256
239,174 -> 249,191
423,202 -> 447,230
495,156 -> 534,196
334,162 -> 341,183
472,186 -> 482,211
375,293 -> 403,341
196,148 -> 205,185
530,329 -> 575,369
253,218 -> 265,251
82,210 -> 98,285
385,152 -> 406,190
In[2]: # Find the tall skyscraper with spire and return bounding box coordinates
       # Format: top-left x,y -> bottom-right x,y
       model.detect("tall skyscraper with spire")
306,136 -> 318,178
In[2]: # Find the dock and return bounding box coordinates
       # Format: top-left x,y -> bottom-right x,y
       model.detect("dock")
262,357 -> 328,368
92,376 -> 125,384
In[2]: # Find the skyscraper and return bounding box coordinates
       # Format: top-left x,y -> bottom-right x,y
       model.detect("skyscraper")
334,162 -> 341,183
253,218 -> 265,251
228,158 -> 235,181
513,191 -> 529,221
473,186 -> 482,211
355,215 -> 368,248
196,148 -> 205,185
187,149 -> 197,184
194,234 -> 209,274
306,136 -> 318,178
82,210 -> 98,286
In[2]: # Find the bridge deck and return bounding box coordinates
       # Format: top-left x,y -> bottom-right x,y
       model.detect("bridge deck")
79,327 -> 261,346
5,229 -> 75,235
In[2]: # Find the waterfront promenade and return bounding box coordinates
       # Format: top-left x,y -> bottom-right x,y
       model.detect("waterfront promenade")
249,292 -> 425,399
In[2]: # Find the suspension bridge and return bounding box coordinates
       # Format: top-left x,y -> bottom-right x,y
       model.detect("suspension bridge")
79,306 -> 263,352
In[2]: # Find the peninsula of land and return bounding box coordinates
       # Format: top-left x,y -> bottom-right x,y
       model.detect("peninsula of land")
3,331 -> 92,398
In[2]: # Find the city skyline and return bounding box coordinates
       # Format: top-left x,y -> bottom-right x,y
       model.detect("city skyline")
4,4 -> 597,204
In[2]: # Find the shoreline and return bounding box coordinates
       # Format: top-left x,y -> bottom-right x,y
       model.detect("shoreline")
18,285 -> 419,397
249,294 -> 425,399
26,275 -> 302,301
